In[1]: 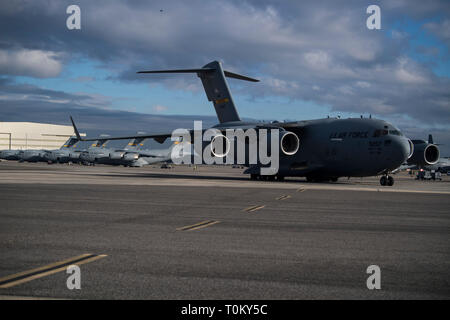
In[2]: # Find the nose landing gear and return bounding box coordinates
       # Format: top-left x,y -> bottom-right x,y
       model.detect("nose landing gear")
380,175 -> 394,186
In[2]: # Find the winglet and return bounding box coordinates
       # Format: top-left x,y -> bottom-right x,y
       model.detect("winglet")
70,116 -> 83,141
428,134 -> 434,144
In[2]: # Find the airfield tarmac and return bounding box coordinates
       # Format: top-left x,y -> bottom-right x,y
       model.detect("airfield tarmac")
0,161 -> 449,299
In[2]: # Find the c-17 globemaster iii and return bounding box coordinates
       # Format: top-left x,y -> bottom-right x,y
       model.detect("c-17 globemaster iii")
78,134 -> 142,166
5,137 -> 80,163
43,137 -> 81,163
70,119 -> 195,167
73,60 -> 412,186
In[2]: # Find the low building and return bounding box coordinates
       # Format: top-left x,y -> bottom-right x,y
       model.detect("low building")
0,122 -> 85,150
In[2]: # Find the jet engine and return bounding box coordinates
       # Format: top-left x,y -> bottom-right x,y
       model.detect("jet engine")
407,139 -> 414,159
279,131 -> 300,156
210,134 -> 230,158
69,152 -> 81,160
123,153 -> 139,161
109,152 -> 125,160
409,142 -> 440,166
207,129 -> 300,159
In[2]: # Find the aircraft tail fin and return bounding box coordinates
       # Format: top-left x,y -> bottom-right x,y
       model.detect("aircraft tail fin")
95,135 -> 110,148
70,116 -> 109,148
70,116 -> 82,140
138,60 -> 259,124
60,137 -> 79,149
428,134 -> 434,144
124,135 -> 147,151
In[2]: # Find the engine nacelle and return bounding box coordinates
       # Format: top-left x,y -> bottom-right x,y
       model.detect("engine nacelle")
407,139 -> 414,159
123,153 -> 139,161
210,134 -> 230,158
109,152 -> 125,160
279,131 -> 300,156
409,143 -> 439,166
69,152 -> 81,160
207,129 -> 300,159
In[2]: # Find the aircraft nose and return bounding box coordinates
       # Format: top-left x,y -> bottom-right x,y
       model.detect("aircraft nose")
392,136 -> 410,165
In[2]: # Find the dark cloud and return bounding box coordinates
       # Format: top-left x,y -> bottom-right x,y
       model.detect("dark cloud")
0,78 -> 217,134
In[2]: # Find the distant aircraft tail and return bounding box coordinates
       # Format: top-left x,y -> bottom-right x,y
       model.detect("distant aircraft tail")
138,60 -> 259,124
60,137 -> 79,149
70,116 -> 109,148
92,135 -> 110,148
124,135 -> 147,151
428,134 -> 434,144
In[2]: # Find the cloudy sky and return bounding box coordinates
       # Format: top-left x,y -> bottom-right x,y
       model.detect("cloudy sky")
1,0 -> 449,153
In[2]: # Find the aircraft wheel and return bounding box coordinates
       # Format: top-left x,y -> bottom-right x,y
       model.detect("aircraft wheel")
268,175 -> 275,181
387,176 -> 394,186
276,175 -> 285,181
250,174 -> 258,180
380,176 -> 387,186
331,177 -> 338,182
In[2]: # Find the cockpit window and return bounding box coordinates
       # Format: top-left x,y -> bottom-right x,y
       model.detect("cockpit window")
389,130 -> 402,136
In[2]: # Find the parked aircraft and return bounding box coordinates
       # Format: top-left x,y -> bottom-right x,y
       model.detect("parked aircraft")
70,120 -> 194,167
0,149 -> 23,160
71,60 -> 412,186
425,157 -> 450,173
13,137 -> 79,163
131,140 -> 195,167
44,137 -> 81,163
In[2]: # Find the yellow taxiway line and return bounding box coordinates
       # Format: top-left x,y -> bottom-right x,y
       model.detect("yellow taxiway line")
0,254 -> 107,289
243,205 -> 266,213
276,195 -> 291,200
177,220 -> 221,231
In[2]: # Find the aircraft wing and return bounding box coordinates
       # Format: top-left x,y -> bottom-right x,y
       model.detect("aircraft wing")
70,116 -> 306,145
136,151 -> 169,158
70,116 -> 171,144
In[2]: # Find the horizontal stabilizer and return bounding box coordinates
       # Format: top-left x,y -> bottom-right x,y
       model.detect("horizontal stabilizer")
138,68 -> 214,74
223,70 -> 259,82
137,67 -> 259,82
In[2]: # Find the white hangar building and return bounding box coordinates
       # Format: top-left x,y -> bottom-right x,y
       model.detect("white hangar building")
0,122 -> 85,150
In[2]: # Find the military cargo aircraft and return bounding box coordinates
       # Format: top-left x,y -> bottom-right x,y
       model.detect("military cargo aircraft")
70,119 -> 194,167
131,140 -> 195,167
72,60 -> 412,186
78,135 -> 115,165
44,137 -> 81,163
426,157 -> 450,173
12,137 -> 79,163
0,149 -> 23,160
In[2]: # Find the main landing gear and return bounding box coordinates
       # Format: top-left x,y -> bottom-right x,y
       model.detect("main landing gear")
380,175 -> 394,186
